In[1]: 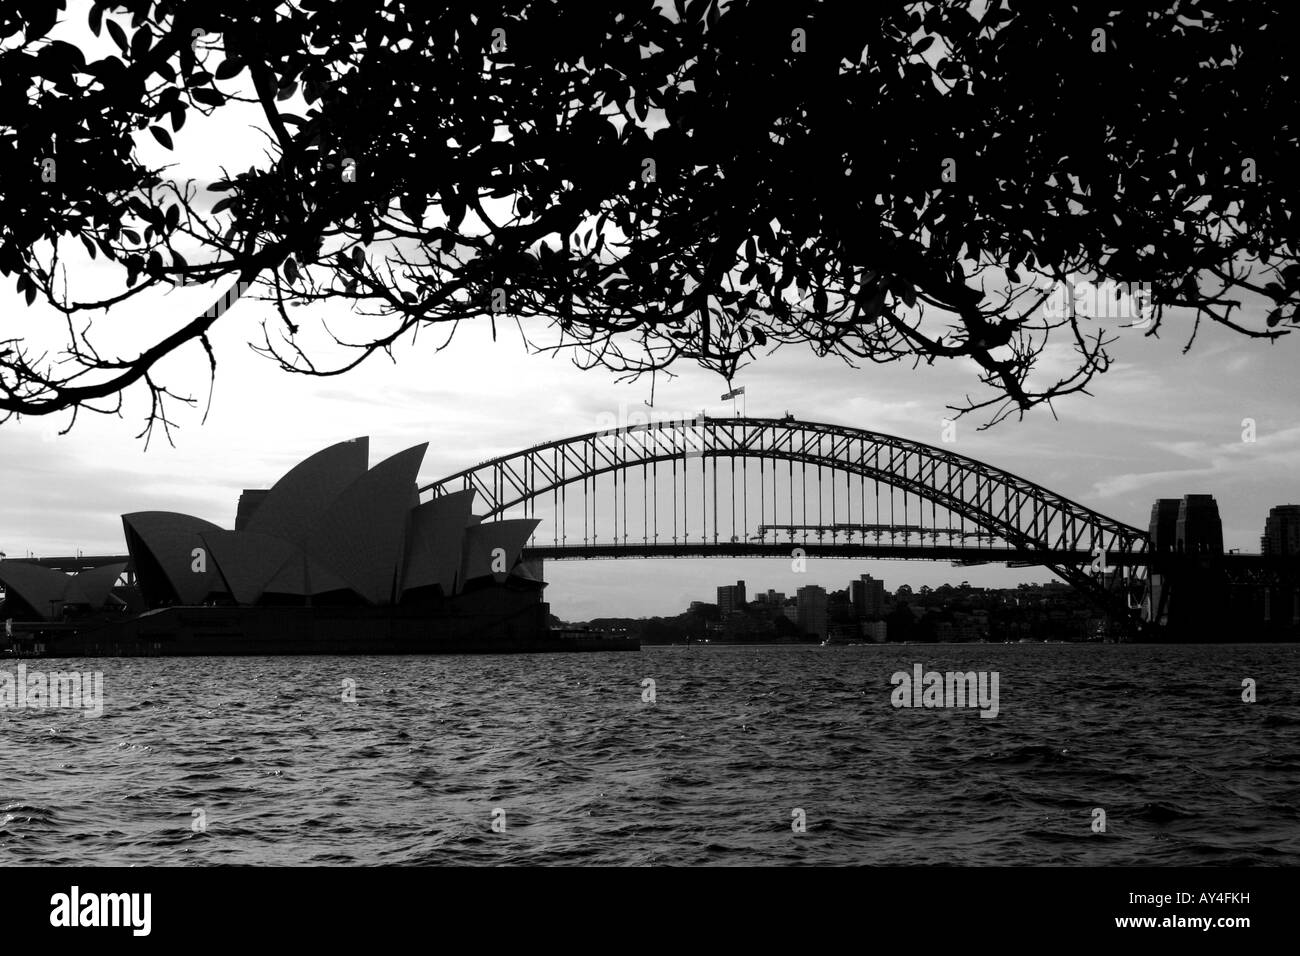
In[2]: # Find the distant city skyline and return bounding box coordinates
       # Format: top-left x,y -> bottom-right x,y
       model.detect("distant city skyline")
685,571 -> 1072,614
597,568 -> 1114,645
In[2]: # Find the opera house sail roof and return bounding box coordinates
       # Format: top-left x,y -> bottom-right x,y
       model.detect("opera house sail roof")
0,558 -> 128,622
117,438 -> 541,612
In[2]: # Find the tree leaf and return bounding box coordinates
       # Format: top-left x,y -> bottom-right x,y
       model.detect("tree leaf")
192,87 -> 225,107
400,192 -> 426,223
130,24 -> 151,60
214,58 -> 244,81
149,125 -> 173,150
105,18 -> 128,52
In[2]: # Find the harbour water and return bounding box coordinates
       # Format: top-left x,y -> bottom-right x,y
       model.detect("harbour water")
2,643 -> 1298,865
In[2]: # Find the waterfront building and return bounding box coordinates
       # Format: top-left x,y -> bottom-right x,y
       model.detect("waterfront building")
119,438 -> 540,611
850,574 -> 886,618
1,439 -> 590,654
1260,505 -> 1300,556
796,584 -> 828,640
0,559 -> 126,621
717,580 -> 746,616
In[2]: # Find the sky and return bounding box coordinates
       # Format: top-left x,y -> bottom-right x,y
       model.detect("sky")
3,5 -> 1298,620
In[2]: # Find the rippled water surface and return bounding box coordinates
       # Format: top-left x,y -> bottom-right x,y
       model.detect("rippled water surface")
2,644 -> 1299,865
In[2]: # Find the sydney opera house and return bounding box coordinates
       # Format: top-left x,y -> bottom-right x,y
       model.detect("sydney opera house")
0,438 -> 589,655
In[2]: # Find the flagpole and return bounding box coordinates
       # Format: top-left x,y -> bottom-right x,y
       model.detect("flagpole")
721,385 -> 746,418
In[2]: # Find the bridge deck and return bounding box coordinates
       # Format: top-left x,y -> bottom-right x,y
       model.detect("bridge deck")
520,543 -> 1150,565
17,549 -> 1294,573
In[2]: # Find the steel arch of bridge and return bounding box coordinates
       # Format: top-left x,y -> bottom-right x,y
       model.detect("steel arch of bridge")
420,417 -> 1149,616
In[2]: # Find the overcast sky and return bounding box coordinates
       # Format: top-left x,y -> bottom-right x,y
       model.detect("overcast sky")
3,5 -> 1298,620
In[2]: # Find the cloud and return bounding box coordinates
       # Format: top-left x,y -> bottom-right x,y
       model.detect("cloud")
1091,425 -> 1300,499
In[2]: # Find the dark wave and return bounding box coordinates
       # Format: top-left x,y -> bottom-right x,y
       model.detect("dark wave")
2,643 -> 1299,864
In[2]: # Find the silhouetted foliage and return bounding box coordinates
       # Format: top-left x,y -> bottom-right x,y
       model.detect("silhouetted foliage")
2,0 -> 1297,438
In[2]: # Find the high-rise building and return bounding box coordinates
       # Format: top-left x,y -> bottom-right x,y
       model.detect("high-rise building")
1260,505 -> 1300,556
796,584 -> 828,639
717,580 -> 746,616
1148,499 -> 1181,552
1176,494 -> 1223,555
850,574 -> 885,618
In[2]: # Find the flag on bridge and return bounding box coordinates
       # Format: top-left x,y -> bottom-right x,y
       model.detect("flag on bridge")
721,386 -> 745,401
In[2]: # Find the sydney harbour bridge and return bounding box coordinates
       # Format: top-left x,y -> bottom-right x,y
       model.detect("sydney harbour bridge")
419,416 -> 1154,628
